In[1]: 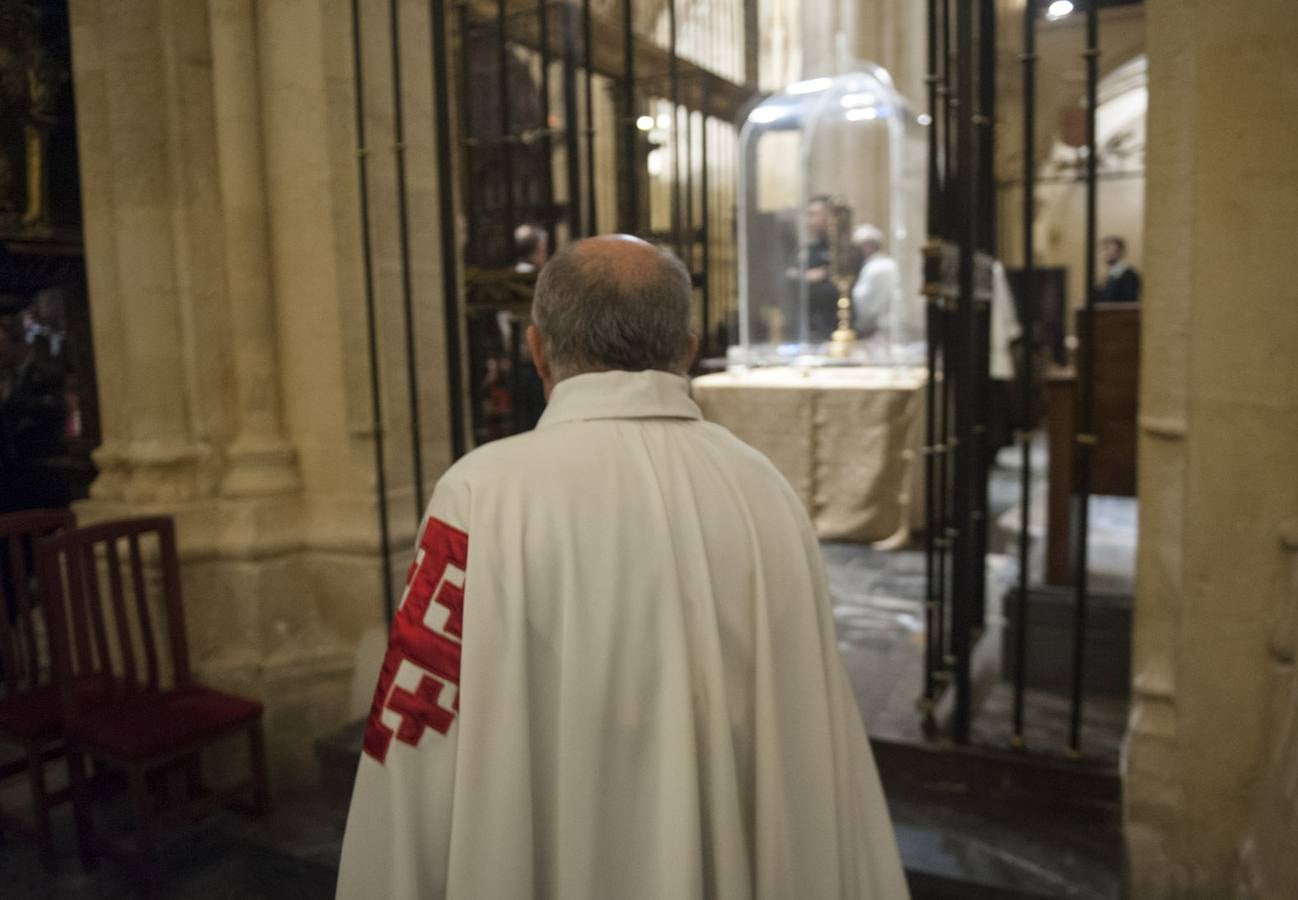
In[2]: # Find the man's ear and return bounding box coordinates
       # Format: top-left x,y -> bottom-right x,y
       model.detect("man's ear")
526,325 -> 555,397
686,334 -> 700,371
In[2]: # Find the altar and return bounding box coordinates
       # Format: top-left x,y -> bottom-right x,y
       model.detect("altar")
693,366 -> 926,545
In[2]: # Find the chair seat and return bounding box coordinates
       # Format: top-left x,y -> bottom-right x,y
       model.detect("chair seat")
69,685 -> 263,761
0,677 -> 112,743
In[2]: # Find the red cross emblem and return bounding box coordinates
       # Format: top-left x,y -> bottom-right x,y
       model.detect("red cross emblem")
363,517 -> 468,763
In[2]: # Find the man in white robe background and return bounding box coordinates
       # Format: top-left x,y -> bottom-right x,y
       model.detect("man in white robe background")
850,224 -> 903,342
337,235 -> 909,899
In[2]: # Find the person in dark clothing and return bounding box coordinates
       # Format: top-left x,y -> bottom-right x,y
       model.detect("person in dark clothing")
0,317 -> 70,512
1099,235 -> 1141,303
509,224 -> 548,432
788,196 -> 842,343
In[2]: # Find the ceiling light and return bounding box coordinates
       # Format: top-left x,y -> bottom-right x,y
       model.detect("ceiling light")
845,107 -> 880,122
636,115 -> 655,131
787,77 -> 832,96
1046,0 -> 1075,21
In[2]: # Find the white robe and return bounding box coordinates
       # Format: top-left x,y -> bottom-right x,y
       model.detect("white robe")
990,260 -> 1022,382
851,253 -> 902,339
337,369 -> 909,900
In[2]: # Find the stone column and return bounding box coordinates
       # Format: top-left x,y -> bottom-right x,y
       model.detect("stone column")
74,0 -> 205,501
208,0 -> 300,497
1127,0 -> 1298,894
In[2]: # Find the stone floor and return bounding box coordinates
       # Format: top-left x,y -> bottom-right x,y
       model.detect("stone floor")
0,448 -> 1134,898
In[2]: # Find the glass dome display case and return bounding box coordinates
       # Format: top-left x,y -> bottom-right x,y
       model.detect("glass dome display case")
731,65 -> 927,368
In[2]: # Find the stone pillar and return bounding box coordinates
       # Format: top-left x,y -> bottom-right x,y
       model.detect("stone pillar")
71,0 -> 206,502
65,0 -> 413,789
208,0 -> 300,497
1126,0 -> 1298,894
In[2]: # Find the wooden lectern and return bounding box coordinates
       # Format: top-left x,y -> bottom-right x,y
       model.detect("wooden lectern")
1045,304 -> 1141,586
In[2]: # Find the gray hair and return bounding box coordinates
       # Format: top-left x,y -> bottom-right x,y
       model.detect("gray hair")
531,237 -> 693,382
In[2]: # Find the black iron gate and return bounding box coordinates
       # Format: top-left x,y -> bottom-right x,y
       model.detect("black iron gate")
925,0 -> 1110,758
350,0 -> 755,618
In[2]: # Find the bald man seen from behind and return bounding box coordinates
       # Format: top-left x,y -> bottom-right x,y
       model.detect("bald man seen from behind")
337,235 -> 910,900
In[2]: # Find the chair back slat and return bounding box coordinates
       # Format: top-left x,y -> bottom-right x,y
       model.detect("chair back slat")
157,521 -> 190,686
39,517 -> 188,720
79,544 -> 114,682
1,536 -> 29,689
62,542 -> 96,677
103,537 -> 138,687
128,533 -> 161,690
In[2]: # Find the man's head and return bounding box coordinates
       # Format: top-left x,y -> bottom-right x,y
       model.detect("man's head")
514,223 -> 549,269
852,224 -> 884,259
527,235 -> 697,395
1100,235 -> 1126,266
805,195 -> 832,242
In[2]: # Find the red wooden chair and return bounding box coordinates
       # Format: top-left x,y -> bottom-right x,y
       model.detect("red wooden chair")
0,508 -> 77,870
38,516 -> 268,882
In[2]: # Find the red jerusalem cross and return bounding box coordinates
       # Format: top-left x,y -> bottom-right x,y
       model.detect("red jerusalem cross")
386,675 -> 455,744
363,517 -> 468,763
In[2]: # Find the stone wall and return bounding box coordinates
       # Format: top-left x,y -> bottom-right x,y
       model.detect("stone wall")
66,0 -> 456,789
1126,0 -> 1298,894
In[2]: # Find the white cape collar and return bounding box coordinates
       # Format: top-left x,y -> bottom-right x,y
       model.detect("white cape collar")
537,369 -> 702,429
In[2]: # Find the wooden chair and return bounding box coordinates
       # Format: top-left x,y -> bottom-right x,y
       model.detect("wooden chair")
0,508 -> 77,870
38,516 -> 268,883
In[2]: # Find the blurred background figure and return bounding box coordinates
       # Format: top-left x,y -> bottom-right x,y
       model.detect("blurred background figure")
512,223 -> 548,274
850,223 -> 901,339
787,195 -> 840,342
1098,235 -> 1141,303
0,313 -> 70,512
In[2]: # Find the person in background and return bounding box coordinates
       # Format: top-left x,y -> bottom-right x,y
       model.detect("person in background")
505,223 -> 548,430
1099,235 -> 1141,303
0,314 -> 69,511
786,195 -> 842,342
850,224 -> 902,339
513,223 -> 549,274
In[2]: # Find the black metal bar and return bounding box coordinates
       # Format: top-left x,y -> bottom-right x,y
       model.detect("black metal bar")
508,316 -> 524,434
582,0 -> 597,234
922,0 -> 940,721
1013,0 -> 1038,749
537,0 -> 557,242
923,294 -> 941,721
497,0 -> 518,235
926,0 -> 941,235
952,0 -> 976,745
561,3 -> 583,237
1070,0 -> 1101,755
431,0 -> 468,461
941,0 -> 954,240
458,4 -> 477,265
620,0 -> 638,233
969,0 -> 996,638
699,105 -> 711,356
389,0 -> 426,521
977,0 -> 996,257
685,109 -> 694,267
669,0 -> 682,255
349,0 -> 395,620
935,0 -> 953,682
